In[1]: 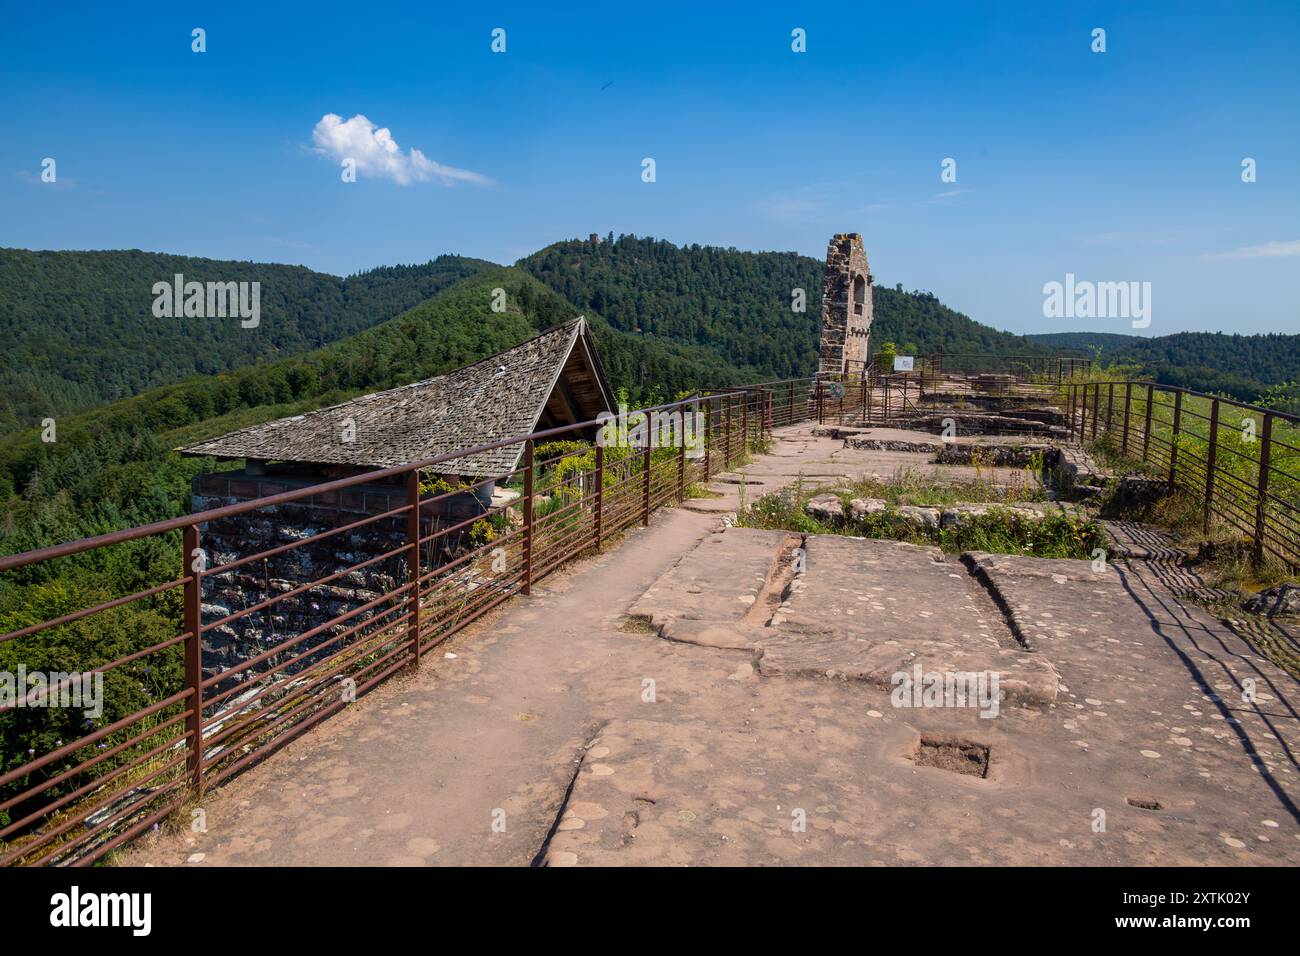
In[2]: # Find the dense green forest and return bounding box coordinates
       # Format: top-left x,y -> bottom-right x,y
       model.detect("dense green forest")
1028,331 -> 1300,402
0,267 -> 741,562
4,236 -> 1296,563
0,236 -> 1050,572
0,234 -> 1054,443
12,239 -> 1289,447
0,249 -> 493,433
520,235 -> 1050,377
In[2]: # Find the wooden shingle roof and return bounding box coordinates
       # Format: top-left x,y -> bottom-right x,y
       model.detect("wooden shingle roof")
179,317 -> 611,477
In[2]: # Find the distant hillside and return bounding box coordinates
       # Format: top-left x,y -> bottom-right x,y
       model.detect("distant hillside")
7,235 -> 1045,555
1026,332 -> 1144,352
520,235 -> 1048,379
0,268 -> 744,558
1028,331 -> 1300,402
2,237 -> 1047,438
0,249 -> 493,432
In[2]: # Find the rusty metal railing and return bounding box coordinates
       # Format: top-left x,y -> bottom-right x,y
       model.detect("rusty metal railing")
1066,381 -> 1300,568
800,376 -> 921,427
0,387 -> 787,865
928,352 -> 1090,383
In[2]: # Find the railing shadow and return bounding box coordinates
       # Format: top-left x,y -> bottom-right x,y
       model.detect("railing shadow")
1115,558 -> 1300,823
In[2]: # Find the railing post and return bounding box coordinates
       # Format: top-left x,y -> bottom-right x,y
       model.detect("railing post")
788,380 -> 795,426
1253,413 -> 1272,566
1077,384 -> 1085,440
1091,384 -> 1098,439
523,439 -> 534,596
641,437 -> 652,526
677,414 -> 687,504
1169,390 -> 1182,493
1203,398 -> 1220,535
1106,383 -> 1114,433
594,444 -> 604,550
1121,383 -> 1132,456
734,392 -> 740,461
405,470 -> 422,667
733,392 -> 743,460
1068,385 -> 1077,440
726,394 -> 734,464
182,522 -> 205,797
816,382 -> 824,425
741,390 -> 748,454
1143,384 -> 1154,460
704,398 -> 712,476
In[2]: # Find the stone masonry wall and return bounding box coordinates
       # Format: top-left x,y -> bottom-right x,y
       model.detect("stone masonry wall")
817,233 -> 873,377
191,471 -> 487,690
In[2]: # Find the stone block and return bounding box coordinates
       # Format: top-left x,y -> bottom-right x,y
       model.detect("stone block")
805,494 -> 844,522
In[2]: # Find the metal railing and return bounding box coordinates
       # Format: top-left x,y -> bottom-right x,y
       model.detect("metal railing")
800,376 -> 922,427
791,353 -> 1089,423
927,353 -> 1090,383
0,386 -> 789,865
1066,381 -> 1300,568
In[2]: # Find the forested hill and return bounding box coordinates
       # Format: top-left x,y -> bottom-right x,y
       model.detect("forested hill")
519,235 -> 1047,378
2,237 -> 1040,437
0,268 -> 743,552
0,249 -> 493,433
1028,331 -> 1300,402
10,239 -> 1291,438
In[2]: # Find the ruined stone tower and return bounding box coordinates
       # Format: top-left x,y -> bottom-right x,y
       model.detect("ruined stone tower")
817,233 -> 873,377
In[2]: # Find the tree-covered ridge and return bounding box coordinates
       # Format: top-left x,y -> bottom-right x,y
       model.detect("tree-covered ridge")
519,234 -> 1047,377
1028,331 -> 1300,403
0,248 -> 494,433
0,267 -> 741,559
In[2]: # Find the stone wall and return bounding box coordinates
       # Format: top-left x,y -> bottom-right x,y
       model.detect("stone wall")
818,233 -> 873,377
191,470 -> 489,690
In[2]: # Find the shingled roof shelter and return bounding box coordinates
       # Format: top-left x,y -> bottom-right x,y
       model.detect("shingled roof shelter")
183,317 -> 613,517
185,317 -> 610,475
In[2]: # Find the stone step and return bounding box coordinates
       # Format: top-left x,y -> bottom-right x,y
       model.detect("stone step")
1099,519 -> 1192,562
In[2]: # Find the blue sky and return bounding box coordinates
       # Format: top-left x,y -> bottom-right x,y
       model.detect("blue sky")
2,1 -> 1297,336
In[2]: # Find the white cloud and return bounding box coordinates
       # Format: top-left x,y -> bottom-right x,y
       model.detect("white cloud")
14,170 -> 77,188
1203,239 -> 1300,260
925,189 -> 971,204
310,113 -> 491,186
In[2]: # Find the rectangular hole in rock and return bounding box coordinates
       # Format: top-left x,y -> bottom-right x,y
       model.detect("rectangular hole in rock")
914,736 -> 990,778
1126,796 -> 1163,811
